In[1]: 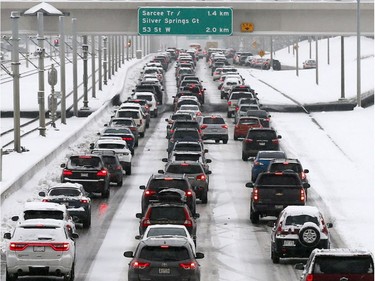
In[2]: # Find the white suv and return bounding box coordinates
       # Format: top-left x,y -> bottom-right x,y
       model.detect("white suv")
4,219 -> 78,281
132,92 -> 158,117
114,108 -> 146,137
90,138 -> 132,175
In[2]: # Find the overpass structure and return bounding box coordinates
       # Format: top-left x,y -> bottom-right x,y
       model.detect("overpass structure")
1,0 -> 374,36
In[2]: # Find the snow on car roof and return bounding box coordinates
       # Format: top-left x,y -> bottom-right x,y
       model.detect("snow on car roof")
23,201 -> 67,212
312,248 -> 374,257
283,205 -> 320,217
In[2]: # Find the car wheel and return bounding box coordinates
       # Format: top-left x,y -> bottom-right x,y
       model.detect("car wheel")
201,191 -> 208,204
101,186 -> 110,198
242,153 -> 248,161
154,110 -> 158,117
298,225 -> 320,247
140,131 -> 145,138
271,249 -> 280,264
83,212 -> 91,228
234,135 -> 238,141
223,139 -> 228,144
64,263 -> 75,281
134,140 -> 138,147
227,112 -> 231,118
6,270 -> 17,281
126,166 -> 132,175
215,140 -> 220,144
117,178 -> 123,187
250,208 -> 259,224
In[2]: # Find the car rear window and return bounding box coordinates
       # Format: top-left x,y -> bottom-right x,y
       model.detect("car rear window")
166,164 -> 203,174
111,120 -> 132,126
269,163 -> 302,173
174,144 -> 201,151
174,154 -> 201,162
258,174 -> 301,186
49,188 -> 81,197
149,179 -> 189,190
285,215 -> 319,226
247,130 -> 276,139
203,117 -> 225,124
239,118 -> 259,125
104,128 -> 130,134
258,151 -> 286,159
173,122 -> 199,129
231,93 -> 252,100
247,111 -> 268,119
68,156 -> 101,168
147,227 -> 187,237
139,246 -> 190,261
171,114 -> 192,121
313,256 -> 374,274
173,131 -> 199,140
149,207 -> 186,221
117,111 -> 139,118
101,156 -> 119,165
98,143 -> 126,150
24,210 -> 64,220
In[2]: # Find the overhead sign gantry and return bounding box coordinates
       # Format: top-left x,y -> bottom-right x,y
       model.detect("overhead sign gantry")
138,7 -> 233,35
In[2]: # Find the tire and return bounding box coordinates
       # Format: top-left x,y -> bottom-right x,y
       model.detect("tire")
154,110 -> 158,117
82,210 -> 91,228
201,191 -> 208,204
6,270 -> 17,281
234,135 -> 238,141
242,153 -> 248,161
227,112 -> 231,118
101,186 -> 110,198
223,139 -> 228,144
298,225 -> 320,247
140,131 -> 145,138
215,140 -> 220,144
117,178 -> 123,187
126,166 -> 132,175
250,208 -> 259,224
64,263 -> 75,281
271,249 -> 280,264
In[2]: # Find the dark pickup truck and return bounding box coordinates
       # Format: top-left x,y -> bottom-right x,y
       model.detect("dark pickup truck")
246,171 -> 309,224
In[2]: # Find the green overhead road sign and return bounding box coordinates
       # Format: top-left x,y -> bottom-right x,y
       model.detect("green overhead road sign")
138,7 -> 233,35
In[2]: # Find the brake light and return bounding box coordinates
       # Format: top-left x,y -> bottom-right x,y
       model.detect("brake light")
245,138 -> 253,143
97,169 -> 108,177
122,137 -> 133,141
130,260 -> 150,269
10,242 -> 70,252
200,125 -> 208,129
116,165 -> 123,171
9,243 -> 27,251
142,219 -> 151,228
221,125 -> 228,129
42,199 -> 50,202
63,169 -> 73,176
184,219 -> 193,227
170,129 -> 175,134
186,191 -> 193,196
179,262 -> 197,270
306,274 -> 314,281
235,106 -> 239,111
144,190 -> 156,196
276,224 -> 283,235
272,139 -> 279,144
228,101 -> 232,106
196,174 -> 206,181
252,187 -> 259,202
300,189 -> 306,202
265,118 -> 270,122
181,163 -> 190,166
50,242 -> 70,251
80,199 -> 89,204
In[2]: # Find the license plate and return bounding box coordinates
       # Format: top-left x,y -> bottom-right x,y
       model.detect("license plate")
33,246 -> 45,252
158,268 -> 170,274
283,240 -> 296,247
81,173 -> 88,177
275,205 -> 284,209
258,142 -> 266,146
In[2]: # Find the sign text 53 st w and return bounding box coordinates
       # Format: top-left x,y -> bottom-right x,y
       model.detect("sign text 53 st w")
138,7 -> 233,35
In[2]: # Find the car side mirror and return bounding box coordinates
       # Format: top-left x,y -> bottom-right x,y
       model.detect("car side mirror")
205,159 -> 212,163
326,222 -> 333,228
3,233 -> 11,239
60,163 -> 66,168
158,170 -> 164,174
139,185 -> 146,190
204,149 -> 208,153
245,182 -> 254,188
162,158 -> 168,162
38,191 -> 46,197
206,171 -> 212,175
123,251 -> 134,258
135,235 -> 141,240
303,183 -> 310,189
11,216 -> 19,221
193,213 -> 200,219
249,157 -> 255,162
97,132 -> 101,136
295,263 -> 305,270
90,143 -> 94,149
71,233 -> 79,239
195,252 -> 205,259
277,135 -> 282,139
104,124 -> 108,127
136,213 -> 143,219
304,169 -> 309,173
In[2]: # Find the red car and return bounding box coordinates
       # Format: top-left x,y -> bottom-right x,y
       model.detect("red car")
234,117 -> 262,140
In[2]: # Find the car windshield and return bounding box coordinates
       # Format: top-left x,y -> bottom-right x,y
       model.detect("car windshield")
149,207 -> 186,221
49,188 -> 81,197
139,246 -> 190,261
313,256 -> 374,274
285,215 -> 319,226
147,227 -> 187,237
166,164 -> 203,174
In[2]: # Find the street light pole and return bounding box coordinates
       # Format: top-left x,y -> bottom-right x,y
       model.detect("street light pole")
356,0 -> 362,107
37,12 -> 46,136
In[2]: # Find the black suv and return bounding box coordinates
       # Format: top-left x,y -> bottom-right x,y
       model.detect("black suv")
61,154 -> 110,198
140,174 -> 197,214
91,149 -> 124,186
242,128 -> 281,160
267,158 -> 310,185
124,236 -> 204,281
167,128 -> 202,155
136,202 -> 200,243
167,120 -> 201,139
